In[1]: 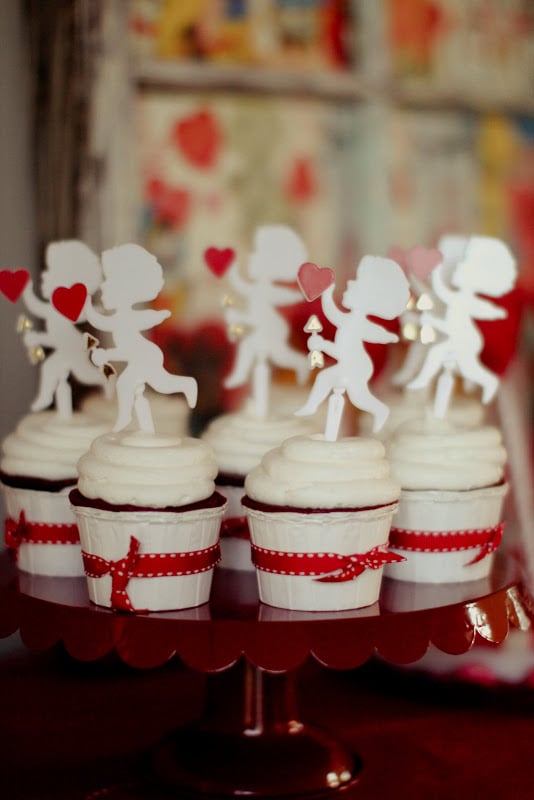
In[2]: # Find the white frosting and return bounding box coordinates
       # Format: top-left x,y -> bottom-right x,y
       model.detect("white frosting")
1,411 -> 109,481
77,431 -> 217,508
202,405 -> 321,476
387,416 -> 507,491
81,390 -> 190,436
245,434 -> 400,509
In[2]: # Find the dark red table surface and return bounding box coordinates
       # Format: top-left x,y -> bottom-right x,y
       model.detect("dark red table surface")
1,646 -> 534,799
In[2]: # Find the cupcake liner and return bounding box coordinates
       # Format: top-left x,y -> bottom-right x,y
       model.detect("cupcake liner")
71,501 -> 226,611
217,484 -> 253,572
245,503 -> 398,611
1,483 -> 84,577
385,483 -> 508,584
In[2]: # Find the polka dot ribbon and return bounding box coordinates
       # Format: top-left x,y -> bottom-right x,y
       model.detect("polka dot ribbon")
389,523 -> 504,566
82,536 -> 221,612
251,543 -> 405,583
4,511 -> 79,561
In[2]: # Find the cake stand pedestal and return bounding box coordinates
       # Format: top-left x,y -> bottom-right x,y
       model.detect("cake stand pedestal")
0,553 -> 532,799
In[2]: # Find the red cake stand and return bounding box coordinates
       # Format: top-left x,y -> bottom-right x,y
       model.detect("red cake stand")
0,551 -> 532,799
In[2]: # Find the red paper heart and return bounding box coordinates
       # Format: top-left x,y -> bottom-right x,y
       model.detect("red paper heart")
173,111 -> 221,169
297,262 -> 335,302
0,269 -> 30,302
204,247 -> 235,277
404,246 -> 442,280
52,283 -> 88,322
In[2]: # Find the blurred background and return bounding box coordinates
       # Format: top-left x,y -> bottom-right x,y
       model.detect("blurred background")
3,0 -> 534,433
1,0 -> 534,673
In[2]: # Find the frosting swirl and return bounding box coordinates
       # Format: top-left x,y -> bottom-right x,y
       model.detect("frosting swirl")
244,434 -> 400,509
1,411 -> 108,481
202,407 -> 320,476
77,431 -> 217,507
387,416 -> 507,491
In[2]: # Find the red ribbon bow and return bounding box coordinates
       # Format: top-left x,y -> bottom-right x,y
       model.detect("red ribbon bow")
251,544 -> 405,583
82,538 -> 221,612
4,512 -> 79,561
4,511 -> 30,559
389,523 -> 504,567
83,536 -> 143,612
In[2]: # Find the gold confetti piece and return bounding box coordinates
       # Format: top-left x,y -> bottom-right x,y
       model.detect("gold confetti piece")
29,346 -> 45,365
416,293 -> 433,311
420,324 -> 436,344
16,314 -> 33,333
102,363 -> 116,379
309,349 -> 324,369
304,314 -> 323,334
84,332 -> 99,350
228,323 -> 246,341
221,293 -> 234,307
402,322 -> 418,341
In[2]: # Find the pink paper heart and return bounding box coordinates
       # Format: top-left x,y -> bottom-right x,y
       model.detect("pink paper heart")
297,262 -> 335,302
404,246 -> 442,281
204,247 -> 235,277
386,247 -> 409,274
52,283 -> 88,322
0,269 -> 30,303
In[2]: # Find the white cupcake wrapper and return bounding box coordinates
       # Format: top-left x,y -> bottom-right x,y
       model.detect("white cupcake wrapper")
385,483 -> 508,584
1,484 -> 84,577
216,484 -> 253,572
71,501 -> 226,611
245,503 -> 398,611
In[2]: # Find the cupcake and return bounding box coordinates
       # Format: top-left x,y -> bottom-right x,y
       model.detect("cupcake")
0,411 -> 109,576
385,415 -> 508,583
70,430 -> 226,611
202,402 -> 321,571
242,434 -> 402,611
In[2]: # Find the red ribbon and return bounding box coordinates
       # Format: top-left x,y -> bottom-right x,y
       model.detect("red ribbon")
251,544 -> 405,583
82,537 -> 221,612
389,523 -> 504,566
220,516 -> 250,540
4,512 -> 79,561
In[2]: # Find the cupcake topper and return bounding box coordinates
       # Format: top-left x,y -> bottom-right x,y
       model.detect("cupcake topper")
203,225 -> 309,418
80,244 -> 198,433
0,241 -> 110,420
296,256 -> 410,440
407,235 -> 517,417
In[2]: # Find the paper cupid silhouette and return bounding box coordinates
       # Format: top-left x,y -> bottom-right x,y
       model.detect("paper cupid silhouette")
205,225 -> 309,418
296,256 -> 410,439
83,244 -> 198,433
407,236 -> 517,417
0,240 -> 108,419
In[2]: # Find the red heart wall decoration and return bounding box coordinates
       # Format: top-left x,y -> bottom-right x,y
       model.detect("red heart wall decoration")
173,111 -> 221,169
204,247 -> 236,277
52,283 -> 88,322
0,269 -> 30,302
297,262 -> 335,302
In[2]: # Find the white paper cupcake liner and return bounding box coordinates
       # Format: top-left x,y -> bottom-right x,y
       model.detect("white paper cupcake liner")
71,500 -> 226,611
385,483 -> 508,584
245,503 -> 398,611
216,484 -> 253,572
1,483 -> 84,576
